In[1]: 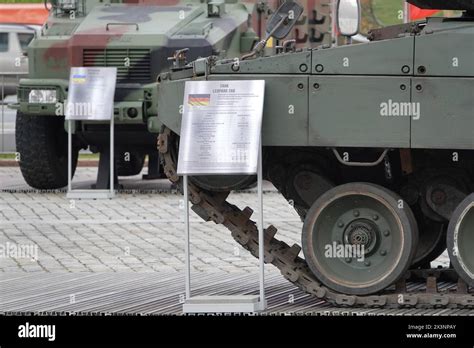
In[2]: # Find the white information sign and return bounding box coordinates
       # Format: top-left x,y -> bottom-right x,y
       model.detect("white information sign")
177,80 -> 265,175
66,67 -> 117,200
65,67 -> 117,121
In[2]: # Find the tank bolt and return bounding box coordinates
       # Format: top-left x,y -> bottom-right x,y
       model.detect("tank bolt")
416,84 -> 423,91
353,210 -> 360,217
380,250 -> 387,256
299,64 -> 308,72
337,221 -> 345,228
297,83 -> 304,90
364,260 -> 371,267
383,230 -> 390,237
313,83 -> 320,90
401,65 -> 410,74
372,214 -> 379,221
315,64 -> 324,73
418,65 -> 427,74
400,84 -> 406,91
345,258 -> 352,263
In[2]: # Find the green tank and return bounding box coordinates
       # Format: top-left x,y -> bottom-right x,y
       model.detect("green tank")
12,0 -> 264,189
156,0 -> 474,307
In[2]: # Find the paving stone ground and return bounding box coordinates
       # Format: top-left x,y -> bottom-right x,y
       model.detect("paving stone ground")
0,167 -> 449,274
0,167 -> 303,274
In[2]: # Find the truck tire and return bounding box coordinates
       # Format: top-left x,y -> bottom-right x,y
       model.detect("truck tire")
16,112 -> 78,189
117,152 -> 145,176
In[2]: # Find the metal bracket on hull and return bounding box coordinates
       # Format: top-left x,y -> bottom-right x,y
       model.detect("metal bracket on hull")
332,148 -> 389,167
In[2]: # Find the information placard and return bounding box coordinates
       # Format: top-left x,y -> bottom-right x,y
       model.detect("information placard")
66,67 -> 117,200
65,67 -> 117,121
177,80 -> 265,175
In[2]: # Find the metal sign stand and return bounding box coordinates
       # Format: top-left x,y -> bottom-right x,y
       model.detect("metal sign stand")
65,67 -> 117,200
179,79 -> 266,313
66,117 -> 115,200
182,138 -> 266,313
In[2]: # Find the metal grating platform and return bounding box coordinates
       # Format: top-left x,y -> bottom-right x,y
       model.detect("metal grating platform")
1,272 -> 472,316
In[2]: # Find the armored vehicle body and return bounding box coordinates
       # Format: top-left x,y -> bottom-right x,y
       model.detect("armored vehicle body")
156,0 -> 474,307
13,0 -> 262,189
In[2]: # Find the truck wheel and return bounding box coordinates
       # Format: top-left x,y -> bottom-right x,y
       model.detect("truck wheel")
16,112 -> 78,189
117,152 -> 145,176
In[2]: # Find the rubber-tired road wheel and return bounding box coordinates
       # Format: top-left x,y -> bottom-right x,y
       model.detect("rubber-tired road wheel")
447,193 -> 474,287
16,112 -> 78,189
302,183 -> 418,296
117,152 -> 146,177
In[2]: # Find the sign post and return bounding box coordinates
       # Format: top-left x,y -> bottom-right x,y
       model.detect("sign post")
66,67 -> 117,200
178,80 -> 266,313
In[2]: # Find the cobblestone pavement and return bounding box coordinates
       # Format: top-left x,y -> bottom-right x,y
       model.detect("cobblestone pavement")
0,167 -> 302,274
0,167 -> 449,274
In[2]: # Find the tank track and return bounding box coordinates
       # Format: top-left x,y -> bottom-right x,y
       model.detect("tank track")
158,128 -> 474,309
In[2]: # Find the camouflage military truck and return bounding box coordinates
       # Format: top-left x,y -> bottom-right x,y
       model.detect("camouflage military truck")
155,0 -> 474,307
12,0 -> 264,189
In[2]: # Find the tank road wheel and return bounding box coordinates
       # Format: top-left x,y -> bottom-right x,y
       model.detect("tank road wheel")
190,175 -> 257,192
412,219 -> 447,268
302,183 -> 418,295
447,193 -> 474,287
16,112 -> 79,189
284,164 -> 334,219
